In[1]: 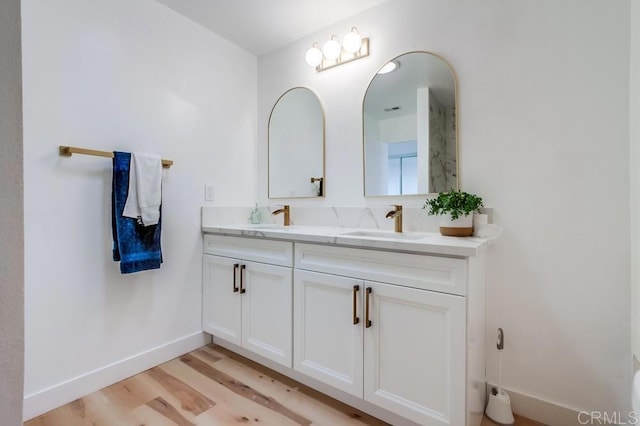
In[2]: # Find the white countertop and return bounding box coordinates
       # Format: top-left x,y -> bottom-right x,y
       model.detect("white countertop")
202,224 -> 495,257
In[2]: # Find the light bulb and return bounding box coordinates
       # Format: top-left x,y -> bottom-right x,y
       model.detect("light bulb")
342,27 -> 362,54
322,36 -> 341,61
305,44 -> 323,67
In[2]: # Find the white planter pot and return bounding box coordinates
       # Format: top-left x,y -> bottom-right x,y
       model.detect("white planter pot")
439,214 -> 473,237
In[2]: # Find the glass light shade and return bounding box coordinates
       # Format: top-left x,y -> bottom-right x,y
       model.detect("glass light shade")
342,29 -> 362,53
305,46 -> 323,67
322,37 -> 341,61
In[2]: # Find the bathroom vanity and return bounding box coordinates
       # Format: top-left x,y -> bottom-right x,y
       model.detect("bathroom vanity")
201,224 -> 491,426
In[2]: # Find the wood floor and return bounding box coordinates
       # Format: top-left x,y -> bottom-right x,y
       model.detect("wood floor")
26,344 -> 545,426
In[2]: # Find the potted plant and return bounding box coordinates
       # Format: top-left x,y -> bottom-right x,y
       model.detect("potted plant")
424,189 -> 484,236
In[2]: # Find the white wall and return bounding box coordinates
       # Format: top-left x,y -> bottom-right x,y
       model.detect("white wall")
21,0 -> 257,418
379,114 -> 417,143
258,0 -> 631,418
0,0 -> 25,424
632,0 -> 640,364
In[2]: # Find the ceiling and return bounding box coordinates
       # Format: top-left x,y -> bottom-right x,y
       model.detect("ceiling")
154,0 -> 392,55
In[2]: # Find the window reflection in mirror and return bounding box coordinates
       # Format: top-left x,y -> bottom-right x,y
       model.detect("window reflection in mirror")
269,87 -> 325,198
388,140 -> 417,194
363,52 -> 458,197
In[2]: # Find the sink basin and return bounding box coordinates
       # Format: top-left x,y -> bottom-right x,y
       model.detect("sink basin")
339,230 -> 429,240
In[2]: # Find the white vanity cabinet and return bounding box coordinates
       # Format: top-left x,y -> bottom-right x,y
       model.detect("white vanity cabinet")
202,234 -> 293,367
293,243 -> 471,426
201,230 -> 489,426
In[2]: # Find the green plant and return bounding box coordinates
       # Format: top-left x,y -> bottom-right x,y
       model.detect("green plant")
423,189 -> 484,220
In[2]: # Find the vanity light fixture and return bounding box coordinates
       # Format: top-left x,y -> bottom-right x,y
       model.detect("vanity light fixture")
305,27 -> 369,72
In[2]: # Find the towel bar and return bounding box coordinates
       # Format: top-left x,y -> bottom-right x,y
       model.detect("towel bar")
59,145 -> 173,168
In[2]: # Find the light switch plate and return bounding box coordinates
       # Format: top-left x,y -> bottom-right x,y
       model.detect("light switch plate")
204,184 -> 214,202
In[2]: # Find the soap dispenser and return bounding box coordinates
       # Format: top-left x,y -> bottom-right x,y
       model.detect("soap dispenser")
249,204 -> 262,224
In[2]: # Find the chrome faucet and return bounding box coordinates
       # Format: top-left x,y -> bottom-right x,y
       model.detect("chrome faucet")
272,205 -> 290,226
385,205 -> 403,233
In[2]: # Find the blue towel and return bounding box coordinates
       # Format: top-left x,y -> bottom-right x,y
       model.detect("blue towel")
112,151 -> 162,274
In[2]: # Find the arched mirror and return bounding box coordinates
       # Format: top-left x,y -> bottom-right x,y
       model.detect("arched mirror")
363,52 -> 458,196
269,87 -> 325,198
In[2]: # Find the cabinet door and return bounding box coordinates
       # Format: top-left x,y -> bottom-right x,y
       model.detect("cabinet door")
293,270 -> 363,397
202,255 -> 241,345
241,261 -> 292,367
363,281 -> 466,426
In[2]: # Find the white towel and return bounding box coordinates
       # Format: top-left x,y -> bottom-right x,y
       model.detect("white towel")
123,152 -> 162,226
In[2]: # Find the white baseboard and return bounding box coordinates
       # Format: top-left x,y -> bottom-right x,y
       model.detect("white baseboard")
486,383 -> 583,425
23,332 -> 210,421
